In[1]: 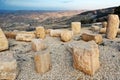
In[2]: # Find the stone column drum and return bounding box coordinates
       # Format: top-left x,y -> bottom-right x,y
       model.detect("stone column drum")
106,14 -> 120,39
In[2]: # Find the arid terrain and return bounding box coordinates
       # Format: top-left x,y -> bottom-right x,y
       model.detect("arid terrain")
7,27 -> 120,80
0,10 -> 84,31
0,7 -> 120,80
0,7 -> 116,31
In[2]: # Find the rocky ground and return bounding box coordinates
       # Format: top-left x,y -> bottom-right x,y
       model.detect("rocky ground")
7,27 -> 120,80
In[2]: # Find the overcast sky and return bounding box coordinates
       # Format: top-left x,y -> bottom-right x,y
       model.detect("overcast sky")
0,0 -> 120,10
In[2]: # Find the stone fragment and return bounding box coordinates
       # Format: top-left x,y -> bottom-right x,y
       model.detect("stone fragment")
36,26 -> 46,39
102,22 -> 107,28
0,28 -> 9,51
0,51 -> 17,80
71,22 -> 81,34
45,29 -> 52,34
91,26 -> 100,31
81,33 -> 103,44
99,28 -> 106,34
50,29 -> 63,37
106,14 -> 119,39
34,49 -> 51,74
31,39 -> 47,52
16,32 -> 35,42
68,41 -> 100,76
5,31 -> 17,39
60,31 -> 73,42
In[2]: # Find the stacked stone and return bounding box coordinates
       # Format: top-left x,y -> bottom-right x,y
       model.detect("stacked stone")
32,39 -> 51,74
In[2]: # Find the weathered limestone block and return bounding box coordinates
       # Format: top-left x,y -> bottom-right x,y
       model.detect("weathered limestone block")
81,33 -> 103,44
102,22 -> 107,28
36,26 -> 46,39
68,41 -> 100,76
106,14 -> 120,39
71,22 -> 81,34
16,32 -> 35,42
34,49 -> 51,74
0,28 -> 8,51
0,51 -> 17,80
5,31 -> 17,39
32,39 -> 47,52
60,31 -> 73,42
99,28 -> 106,34
91,26 -> 100,31
50,29 -> 63,37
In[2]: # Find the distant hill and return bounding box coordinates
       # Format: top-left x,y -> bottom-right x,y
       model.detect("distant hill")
0,7 -> 118,31
57,7 -> 116,25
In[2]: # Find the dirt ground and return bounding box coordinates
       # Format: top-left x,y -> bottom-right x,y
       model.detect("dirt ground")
7,27 -> 120,80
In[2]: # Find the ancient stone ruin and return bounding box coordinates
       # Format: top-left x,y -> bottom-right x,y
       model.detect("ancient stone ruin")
0,13 -> 120,79
16,32 -> 35,42
71,22 -> 81,34
35,26 -> 46,39
106,14 -> 119,39
81,33 -> 103,44
68,41 -> 100,76
60,30 -> 73,42
34,49 -> 51,74
0,51 -> 18,80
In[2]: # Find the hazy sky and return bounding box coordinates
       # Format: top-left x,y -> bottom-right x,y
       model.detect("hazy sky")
0,0 -> 120,10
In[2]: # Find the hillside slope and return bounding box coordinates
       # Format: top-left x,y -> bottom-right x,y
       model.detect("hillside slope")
60,7 -> 115,25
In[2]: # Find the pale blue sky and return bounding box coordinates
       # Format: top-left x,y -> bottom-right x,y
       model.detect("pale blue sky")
0,0 -> 120,10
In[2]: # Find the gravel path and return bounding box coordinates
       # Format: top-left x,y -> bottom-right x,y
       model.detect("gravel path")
8,28 -> 120,80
